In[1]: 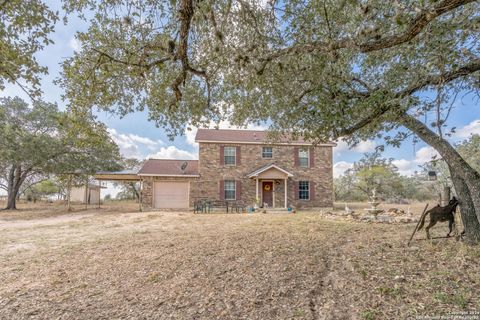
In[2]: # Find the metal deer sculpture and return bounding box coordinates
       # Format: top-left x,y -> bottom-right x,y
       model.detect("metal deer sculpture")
417,197 -> 459,239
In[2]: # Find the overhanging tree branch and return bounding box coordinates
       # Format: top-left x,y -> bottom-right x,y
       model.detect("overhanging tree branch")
257,0 -> 474,73
336,59 -> 480,137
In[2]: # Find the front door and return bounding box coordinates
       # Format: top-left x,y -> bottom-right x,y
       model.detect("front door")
262,181 -> 273,208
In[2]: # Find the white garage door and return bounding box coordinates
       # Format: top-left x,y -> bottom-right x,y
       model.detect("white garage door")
154,182 -> 189,208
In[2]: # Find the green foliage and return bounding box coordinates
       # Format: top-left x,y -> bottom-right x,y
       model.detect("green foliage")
0,97 -> 122,204
0,97 -> 61,172
0,0 -> 58,97
335,151 -> 406,201
334,151 -> 440,202
456,134 -> 480,173
25,180 -> 60,200
31,180 -> 59,196
60,0 -> 479,144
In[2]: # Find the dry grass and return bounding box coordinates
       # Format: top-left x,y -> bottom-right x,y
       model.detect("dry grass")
0,205 -> 478,319
0,200 -> 141,221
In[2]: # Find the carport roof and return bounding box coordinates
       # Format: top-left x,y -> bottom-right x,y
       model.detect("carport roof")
94,170 -> 140,181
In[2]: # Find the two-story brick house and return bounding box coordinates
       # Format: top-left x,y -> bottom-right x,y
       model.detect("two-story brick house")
139,129 -> 335,210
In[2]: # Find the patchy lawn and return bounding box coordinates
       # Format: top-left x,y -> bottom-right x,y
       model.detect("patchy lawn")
0,208 -> 478,319
0,200 -> 141,221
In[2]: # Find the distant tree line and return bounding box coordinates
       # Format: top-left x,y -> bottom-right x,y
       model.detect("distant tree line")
334,134 -> 480,204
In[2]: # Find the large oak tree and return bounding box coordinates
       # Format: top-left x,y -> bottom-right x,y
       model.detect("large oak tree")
60,0 -> 480,242
0,97 -> 121,210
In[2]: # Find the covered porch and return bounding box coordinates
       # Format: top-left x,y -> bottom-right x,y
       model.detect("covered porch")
247,164 -> 293,209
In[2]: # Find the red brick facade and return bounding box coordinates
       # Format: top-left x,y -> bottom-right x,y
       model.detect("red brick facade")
140,130 -> 334,210
194,142 -> 333,209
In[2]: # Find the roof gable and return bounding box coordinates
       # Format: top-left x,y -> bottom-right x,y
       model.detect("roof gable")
247,163 -> 294,178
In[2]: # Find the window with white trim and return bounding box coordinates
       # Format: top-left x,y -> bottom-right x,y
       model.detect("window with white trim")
299,148 -> 309,167
224,147 -> 236,165
262,147 -> 273,158
224,180 -> 236,200
298,181 -> 310,200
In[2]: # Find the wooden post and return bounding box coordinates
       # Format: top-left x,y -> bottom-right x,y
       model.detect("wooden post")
98,180 -> 101,209
139,180 -> 143,212
67,174 -> 72,211
84,176 -> 88,210
407,203 -> 429,246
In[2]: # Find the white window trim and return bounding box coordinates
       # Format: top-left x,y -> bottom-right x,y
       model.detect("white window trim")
224,180 -> 236,200
299,149 -> 310,167
262,147 -> 273,159
298,181 -> 310,200
224,147 -> 236,166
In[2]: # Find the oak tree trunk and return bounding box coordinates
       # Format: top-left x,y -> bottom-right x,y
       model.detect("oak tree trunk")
6,189 -> 18,210
400,114 -> 480,243
448,166 -> 480,243
4,165 -> 31,210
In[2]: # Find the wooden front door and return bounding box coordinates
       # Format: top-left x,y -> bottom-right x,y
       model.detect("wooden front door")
262,181 -> 273,207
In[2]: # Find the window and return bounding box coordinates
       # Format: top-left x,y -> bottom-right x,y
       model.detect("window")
224,146 -> 236,165
224,180 -> 236,200
262,147 -> 273,158
298,181 -> 310,200
299,148 -> 309,167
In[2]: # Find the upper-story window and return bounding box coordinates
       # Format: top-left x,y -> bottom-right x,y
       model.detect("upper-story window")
262,147 -> 273,159
299,148 -> 309,167
224,146 -> 236,165
298,181 -> 310,200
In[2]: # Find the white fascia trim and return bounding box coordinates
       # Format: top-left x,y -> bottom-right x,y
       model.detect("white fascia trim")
247,164 -> 294,178
138,174 -> 200,177
195,140 -> 336,146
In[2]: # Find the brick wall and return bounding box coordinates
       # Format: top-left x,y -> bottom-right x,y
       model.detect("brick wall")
197,143 -> 333,209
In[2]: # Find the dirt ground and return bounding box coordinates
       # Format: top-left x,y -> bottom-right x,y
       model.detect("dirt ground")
0,203 -> 479,319
0,200 -> 141,221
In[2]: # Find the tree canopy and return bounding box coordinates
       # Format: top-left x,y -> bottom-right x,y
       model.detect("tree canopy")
58,0 -> 480,242
60,0 -> 479,140
0,97 -> 121,209
0,0 -> 58,97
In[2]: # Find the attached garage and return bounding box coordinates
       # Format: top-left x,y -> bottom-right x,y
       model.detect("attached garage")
154,181 -> 190,209
135,159 -> 199,209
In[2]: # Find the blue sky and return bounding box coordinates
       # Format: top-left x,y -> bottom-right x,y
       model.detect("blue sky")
2,1 -> 480,198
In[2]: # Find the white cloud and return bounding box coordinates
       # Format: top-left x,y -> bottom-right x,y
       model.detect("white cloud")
147,146 -> 197,160
108,128 -> 163,159
333,161 -> 353,178
391,159 -> 412,171
455,119 -> 480,138
414,146 -> 440,164
69,37 -> 80,51
392,146 -> 439,176
334,139 -> 377,156
128,134 -> 163,150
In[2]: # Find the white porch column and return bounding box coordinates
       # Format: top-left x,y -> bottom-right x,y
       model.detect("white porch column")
284,178 -> 288,208
256,178 -> 259,202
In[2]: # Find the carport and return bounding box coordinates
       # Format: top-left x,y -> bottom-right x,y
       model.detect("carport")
94,170 -> 142,211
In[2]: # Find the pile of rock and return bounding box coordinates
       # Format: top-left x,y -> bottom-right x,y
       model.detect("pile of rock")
385,208 -> 406,216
